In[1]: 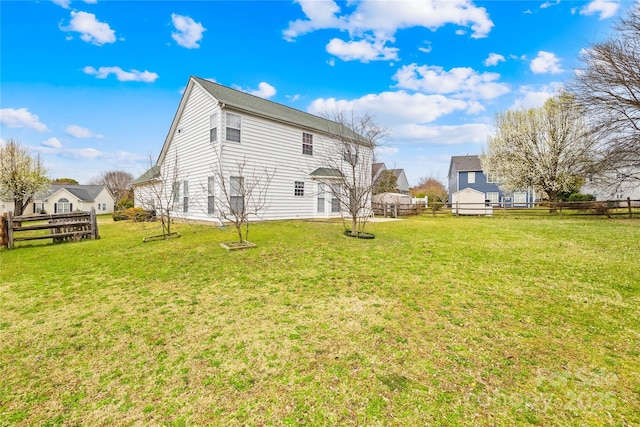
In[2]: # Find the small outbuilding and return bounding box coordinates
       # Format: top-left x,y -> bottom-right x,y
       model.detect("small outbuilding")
451,187 -> 492,216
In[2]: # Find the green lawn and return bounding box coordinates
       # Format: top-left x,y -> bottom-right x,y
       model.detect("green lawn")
1,216 -> 639,426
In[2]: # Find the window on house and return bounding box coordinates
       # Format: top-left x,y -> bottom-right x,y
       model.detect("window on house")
183,181 -> 189,213
317,183 -> 325,213
34,202 -> 44,213
331,185 -> 341,212
343,144 -> 358,163
294,181 -> 305,197
56,198 -> 71,214
226,113 -> 241,142
103,203 -> 106,211
302,133 -> 313,155
487,192 -> 500,205
210,113 -> 218,143
468,171 -> 476,184
514,191 -> 527,205
173,181 -> 181,205
230,176 -> 244,213
486,173 -> 498,183
208,176 -> 215,214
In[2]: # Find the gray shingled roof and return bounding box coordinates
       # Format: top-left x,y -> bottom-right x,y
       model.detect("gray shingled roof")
309,167 -> 343,178
450,155 -> 482,172
372,162 -> 386,179
132,165 -> 161,185
37,185 -> 106,201
193,76 -> 364,140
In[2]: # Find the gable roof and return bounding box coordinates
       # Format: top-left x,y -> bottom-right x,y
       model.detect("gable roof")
372,162 -> 386,180
37,185 -> 108,201
449,155 -> 483,175
193,76 -> 354,137
132,165 -> 161,185
310,167 -> 343,178
390,169 -> 406,179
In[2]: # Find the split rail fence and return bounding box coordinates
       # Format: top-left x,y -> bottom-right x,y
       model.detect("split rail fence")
0,208 -> 99,249
373,198 -> 640,219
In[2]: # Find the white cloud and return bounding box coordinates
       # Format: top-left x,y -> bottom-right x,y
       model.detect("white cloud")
84,0 -> 97,3
418,41 -> 432,54
284,0 -> 493,62
0,108 -> 49,132
510,83 -> 563,109
326,37 -> 399,62
484,52 -> 505,67
42,137 -> 62,149
171,14 -> 206,49
393,123 -> 492,145
530,51 -> 563,74
308,91 -> 468,126
580,0 -> 619,19
327,58 -> 336,66
287,94 -> 302,102
283,0 -> 346,41
83,66 -> 159,82
52,0 -> 71,8
540,0 -> 560,9
65,124 -> 104,138
376,146 -> 399,157
393,63 -> 510,100
250,82 -> 277,99
61,11 -> 116,46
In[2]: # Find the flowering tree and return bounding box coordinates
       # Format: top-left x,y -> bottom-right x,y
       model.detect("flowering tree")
481,94 -> 594,205
0,139 -> 49,215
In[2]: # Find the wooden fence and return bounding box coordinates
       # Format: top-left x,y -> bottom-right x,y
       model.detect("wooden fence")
1,209 -> 99,249
372,202 -> 427,217
372,198 -> 640,219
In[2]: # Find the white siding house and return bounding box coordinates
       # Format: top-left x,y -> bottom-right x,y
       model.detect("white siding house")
1,185 -> 114,215
133,76 -> 373,222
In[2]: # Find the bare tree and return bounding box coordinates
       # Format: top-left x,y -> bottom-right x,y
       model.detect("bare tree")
0,139 -> 50,215
213,157 -> 275,243
315,111 -> 387,236
569,5 -> 640,191
412,175 -> 447,214
90,170 -> 134,207
135,156 -> 185,238
481,93 -> 595,206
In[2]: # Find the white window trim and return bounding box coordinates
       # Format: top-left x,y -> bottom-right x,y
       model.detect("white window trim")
226,112 -> 241,143
468,171 -> 476,184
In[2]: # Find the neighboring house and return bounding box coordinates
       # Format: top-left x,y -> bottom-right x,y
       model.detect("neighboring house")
133,76 -> 374,222
581,167 -> 640,202
0,185 -> 114,215
372,162 -> 410,194
448,155 -> 534,206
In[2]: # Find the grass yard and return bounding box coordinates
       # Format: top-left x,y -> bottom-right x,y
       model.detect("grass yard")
1,215 -> 639,426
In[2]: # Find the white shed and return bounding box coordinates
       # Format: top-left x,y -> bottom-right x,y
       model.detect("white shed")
373,192 -> 412,205
451,187 -> 492,215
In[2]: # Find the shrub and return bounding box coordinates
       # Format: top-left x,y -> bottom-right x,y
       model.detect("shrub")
113,207 -> 156,222
568,193 -> 595,202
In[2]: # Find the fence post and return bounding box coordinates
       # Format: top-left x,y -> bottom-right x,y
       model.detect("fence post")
0,213 -> 8,248
628,197 -> 633,219
7,211 -> 14,249
90,207 -> 100,239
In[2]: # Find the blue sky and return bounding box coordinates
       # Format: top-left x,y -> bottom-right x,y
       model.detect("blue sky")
0,0 -> 631,186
